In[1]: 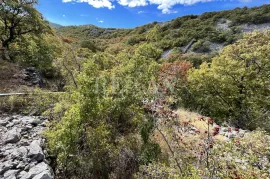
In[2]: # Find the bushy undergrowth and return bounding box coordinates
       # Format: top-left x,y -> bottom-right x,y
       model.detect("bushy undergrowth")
40,31 -> 270,178
186,31 -> 270,131
2,2 -> 270,178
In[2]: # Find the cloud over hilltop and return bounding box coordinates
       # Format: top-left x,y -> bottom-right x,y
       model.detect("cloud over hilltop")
62,0 -> 252,14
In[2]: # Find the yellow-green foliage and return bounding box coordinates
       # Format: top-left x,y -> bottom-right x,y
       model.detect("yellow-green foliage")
45,44 -> 161,178
56,5 -> 270,52
187,31 -> 270,130
9,34 -> 62,72
0,95 -> 31,113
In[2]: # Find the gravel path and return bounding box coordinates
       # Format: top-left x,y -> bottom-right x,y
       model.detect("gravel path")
0,114 -> 53,179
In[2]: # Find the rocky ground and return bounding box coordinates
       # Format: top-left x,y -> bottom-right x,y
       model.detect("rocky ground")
0,114 -> 53,179
240,23 -> 270,32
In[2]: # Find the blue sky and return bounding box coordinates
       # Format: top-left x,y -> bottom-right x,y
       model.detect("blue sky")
36,0 -> 270,28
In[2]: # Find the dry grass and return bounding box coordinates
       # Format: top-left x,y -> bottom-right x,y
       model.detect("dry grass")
0,60 -> 32,93
176,108 -> 227,141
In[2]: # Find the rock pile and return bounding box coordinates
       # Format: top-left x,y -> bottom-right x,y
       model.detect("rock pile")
188,123 -> 248,140
0,115 -> 53,179
13,67 -> 44,87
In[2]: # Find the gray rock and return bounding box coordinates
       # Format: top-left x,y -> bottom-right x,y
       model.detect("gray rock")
5,127 -> 21,144
6,117 -> 14,122
219,131 -> 225,136
21,131 -> 28,136
26,125 -> 33,130
21,116 -> 33,123
28,140 -> 44,162
21,162 -> 52,179
32,171 -> 53,179
228,132 -> 237,139
17,161 -> 26,169
12,119 -> 21,125
11,161 -> 19,168
6,122 -> 14,128
0,160 -> 15,174
0,120 -> 9,126
29,118 -> 42,126
190,127 -> 197,131
24,165 -> 30,171
14,147 -> 28,159
19,139 -> 30,146
220,127 -> 227,132
238,130 -> 246,137
0,115 -> 53,179
3,169 -> 19,179
17,171 -> 27,178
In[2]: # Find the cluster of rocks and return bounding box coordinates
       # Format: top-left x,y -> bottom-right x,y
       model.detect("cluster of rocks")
240,23 -> 270,32
215,18 -> 232,31
188,122 -> 248,141
0,115 -> 53,179
161,49 -> 174,58
13,67 -> 44,87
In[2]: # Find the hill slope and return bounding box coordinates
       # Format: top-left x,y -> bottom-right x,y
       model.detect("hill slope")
56,4 -> 270,55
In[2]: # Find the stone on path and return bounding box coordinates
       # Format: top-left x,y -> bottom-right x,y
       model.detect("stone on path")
28,140 -> 45,162
4,127 -> 21,144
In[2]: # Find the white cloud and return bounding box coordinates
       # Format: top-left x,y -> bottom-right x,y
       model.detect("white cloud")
63,0 -> 250,14
63,14 -> 66,17
98,20 -> 104,23
149,0 -> 216,14
138,10 -> 145,14
62,0 -> 115,9
117,0 -> 148,7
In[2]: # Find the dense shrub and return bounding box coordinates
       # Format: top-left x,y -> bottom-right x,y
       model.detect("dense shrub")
127,35 -> 144,45
80,40 -> 97,52
171,18 -> 182,28
187,31 -> 270,131
192,40 -> 211,53
9,34 -> 62,72
45,45 -> 161,178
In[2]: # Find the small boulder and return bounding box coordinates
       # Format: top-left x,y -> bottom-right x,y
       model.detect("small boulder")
0,120 -> 8,126
5,128 -> 21,144
17,171 -> 27,178
32,171 -> 53,179
20,162 -> 52,179
28,140 -> 44,162
228,132 -> 237,139
0,161 -> 15,175
3,170 -> 19,179
6,122 -> 15,128
12,146 -> 28,159
29,118 -> 42,126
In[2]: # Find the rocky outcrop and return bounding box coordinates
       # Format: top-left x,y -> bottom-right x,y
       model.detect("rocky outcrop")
216,18 -> 232,31
240,23 -> 270,32
13,67 -> 44,87
161,49 -> 174,58
0,115 -> 53,179
183,39 -> 196,54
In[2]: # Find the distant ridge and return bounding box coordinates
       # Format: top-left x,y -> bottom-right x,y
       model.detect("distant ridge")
49,22 -> 63,29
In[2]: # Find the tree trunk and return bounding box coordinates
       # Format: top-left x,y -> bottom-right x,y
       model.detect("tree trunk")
0,48 -> 9,61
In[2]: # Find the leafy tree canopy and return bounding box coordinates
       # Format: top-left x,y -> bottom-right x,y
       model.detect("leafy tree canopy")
188,31 -> 270,130
0,0 -> 51,49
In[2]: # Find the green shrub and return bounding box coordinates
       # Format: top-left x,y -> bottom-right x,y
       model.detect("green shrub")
45,49 -> 160,178
80,40 -> 97,52
187,31 -> 270,130
192,40 -> 211,53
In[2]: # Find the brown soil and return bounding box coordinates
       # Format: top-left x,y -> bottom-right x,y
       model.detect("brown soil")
0,60 -> 31,93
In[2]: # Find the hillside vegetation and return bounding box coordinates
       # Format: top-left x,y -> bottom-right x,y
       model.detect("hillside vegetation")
0,1 -> 270,179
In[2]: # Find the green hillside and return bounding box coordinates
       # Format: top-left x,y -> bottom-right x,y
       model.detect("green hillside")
56,4 -> 270,52
1,1 -> 270,179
